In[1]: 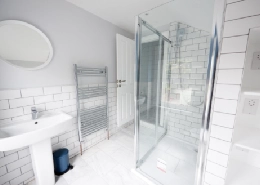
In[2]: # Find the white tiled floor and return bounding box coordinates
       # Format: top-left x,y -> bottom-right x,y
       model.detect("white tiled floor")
28,124 -> 197,185
28,124 -> 147,185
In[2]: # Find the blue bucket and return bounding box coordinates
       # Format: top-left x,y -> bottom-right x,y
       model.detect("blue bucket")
53,148 -> 70,175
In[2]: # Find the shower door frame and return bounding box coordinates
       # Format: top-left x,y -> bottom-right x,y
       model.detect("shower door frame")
134,15 -> 220,185
134,17 -> 171,169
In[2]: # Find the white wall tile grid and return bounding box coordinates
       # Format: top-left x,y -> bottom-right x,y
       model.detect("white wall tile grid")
204,0 -> 260,184
0,83 -> 122,185
167,22 -> 210,146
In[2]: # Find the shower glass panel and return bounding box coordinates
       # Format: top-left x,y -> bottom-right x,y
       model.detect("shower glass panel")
135,0 -> 217,185
138,23 -> 168,162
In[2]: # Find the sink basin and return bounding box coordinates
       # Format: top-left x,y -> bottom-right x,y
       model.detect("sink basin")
0,111 -> 73,185
0,112 -> 73,151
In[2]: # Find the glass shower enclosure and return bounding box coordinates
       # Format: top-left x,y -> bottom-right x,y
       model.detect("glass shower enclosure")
134,1 -> 218,185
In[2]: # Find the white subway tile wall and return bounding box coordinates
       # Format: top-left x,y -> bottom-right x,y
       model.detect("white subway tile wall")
217,69 -> 243,85
218,53 -> 245,69
221,35 -> 248,53
167,22 -> 210,146
225,0 -> 260,21
0,90 -> 21,100
204,1 -> 260,184
21,88 -> 43,98
215,84 -> 240,100
0,83 -> 120,185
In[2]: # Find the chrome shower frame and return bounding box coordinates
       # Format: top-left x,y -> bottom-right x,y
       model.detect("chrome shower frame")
134,14 -> 221,185
195,25 -> 219,185
134,17 -> 171,169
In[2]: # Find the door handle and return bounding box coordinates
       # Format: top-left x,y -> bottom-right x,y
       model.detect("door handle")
121,80 -> 126,82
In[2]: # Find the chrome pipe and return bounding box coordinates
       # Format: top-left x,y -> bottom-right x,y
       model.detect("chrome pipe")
77,67 -> 105,70
78,89 -> 107,93
155,32 -> 163,146
80,114 -> 107,121
134,16 -> 142,168
142,20 -> 171,44
81,122 -> 107,131
80,106 -> 106,113
105,66 -> 109,139
80,112 -> 106,117
195,25 -> 219,185
74,64 -> 83,142
77,74 -> 106,77
81,123 -> 108,133
79,94 -> 106,99
79,86 -> 107,90
78,88 -> 107,92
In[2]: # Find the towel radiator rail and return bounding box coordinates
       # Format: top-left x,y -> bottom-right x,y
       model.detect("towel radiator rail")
74,64 -> 109,155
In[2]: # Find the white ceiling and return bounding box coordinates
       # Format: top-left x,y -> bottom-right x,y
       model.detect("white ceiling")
66,0 -> 171,33
66,0 -> 215,34
140,0 -> 215,33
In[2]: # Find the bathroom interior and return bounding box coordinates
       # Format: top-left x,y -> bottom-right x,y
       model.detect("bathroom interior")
0,0 -> 260,185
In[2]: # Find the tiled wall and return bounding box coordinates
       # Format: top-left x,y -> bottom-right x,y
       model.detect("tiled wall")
0,83 -> 119,185
204,0 -> 260,184
166,22 -> 211,146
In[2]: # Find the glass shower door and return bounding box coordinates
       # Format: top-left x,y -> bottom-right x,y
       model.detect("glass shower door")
136,20 -> 168,166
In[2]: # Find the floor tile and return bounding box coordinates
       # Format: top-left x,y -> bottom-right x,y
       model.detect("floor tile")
139,160 -> 190,185
63,165 -> 95,184
111,147 -> 135,169
105,164 -> 146,185
81,145 -> 101,160
71,174 -> 108,185
96,139 -> 122,155
55,176 -> 69,185
174,160 -> 196,180
156,137 -> 173,151
110,133 -> 134,151
147,148 -> 180,173
83,150 -> 118,176
165,140 -> 197,165
70,155 -> 87,167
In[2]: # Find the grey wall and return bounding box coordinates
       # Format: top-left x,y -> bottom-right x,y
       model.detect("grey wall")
0,0 -> 134,89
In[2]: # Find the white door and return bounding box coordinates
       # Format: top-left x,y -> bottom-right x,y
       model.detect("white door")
116,34 -> 135,127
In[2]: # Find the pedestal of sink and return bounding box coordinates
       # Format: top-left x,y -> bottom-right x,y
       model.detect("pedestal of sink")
29,138 -> 55,185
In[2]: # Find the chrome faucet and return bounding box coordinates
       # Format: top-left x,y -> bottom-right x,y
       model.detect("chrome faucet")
31,107 -> 38,120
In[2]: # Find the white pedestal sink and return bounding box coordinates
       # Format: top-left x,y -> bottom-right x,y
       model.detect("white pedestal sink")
0,112 -> 73,185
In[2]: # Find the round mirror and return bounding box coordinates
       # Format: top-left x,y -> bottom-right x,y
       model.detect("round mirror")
0,20 -> 53,70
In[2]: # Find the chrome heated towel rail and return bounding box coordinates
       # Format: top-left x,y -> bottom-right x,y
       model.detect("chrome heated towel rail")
74,64 -> 109,154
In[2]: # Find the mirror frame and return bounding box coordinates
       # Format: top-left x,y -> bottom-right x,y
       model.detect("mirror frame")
0,20 -> 54,70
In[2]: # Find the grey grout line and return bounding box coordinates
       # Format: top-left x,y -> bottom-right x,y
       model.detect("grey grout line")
205,171 -> 225,181
222,34 -> 249,39
206,158 -> 228,168
225,13 -> 260,22
227,0 -> 245,5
